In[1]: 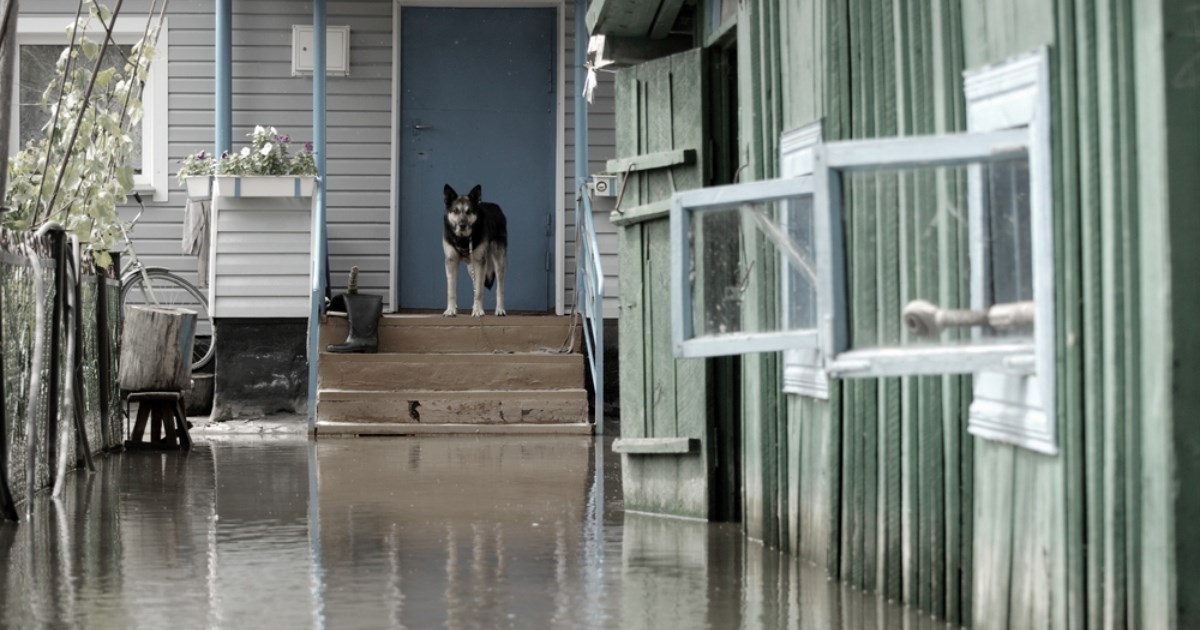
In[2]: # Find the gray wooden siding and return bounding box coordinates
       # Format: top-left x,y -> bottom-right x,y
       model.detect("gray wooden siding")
25,0 -> 614,314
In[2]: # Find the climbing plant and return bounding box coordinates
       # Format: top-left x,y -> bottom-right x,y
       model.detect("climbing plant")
2,1 -> 165,267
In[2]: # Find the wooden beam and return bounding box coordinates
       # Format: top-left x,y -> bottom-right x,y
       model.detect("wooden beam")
612,437 -> 698,454
605,148 -> 696,174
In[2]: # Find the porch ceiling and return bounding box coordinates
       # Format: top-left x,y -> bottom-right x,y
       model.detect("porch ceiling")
586,0 -> 689,39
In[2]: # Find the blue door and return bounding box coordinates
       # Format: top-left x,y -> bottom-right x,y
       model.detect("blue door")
398,7 -> 556,312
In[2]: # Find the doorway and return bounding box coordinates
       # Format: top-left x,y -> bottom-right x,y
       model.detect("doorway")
396,7 -> 557,312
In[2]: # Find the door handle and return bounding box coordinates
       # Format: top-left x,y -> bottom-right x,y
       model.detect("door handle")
413,123 -> 433,130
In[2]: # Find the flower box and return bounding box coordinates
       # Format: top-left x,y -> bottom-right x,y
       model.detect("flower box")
183,175 -> 212,200
213,175 -> 316,199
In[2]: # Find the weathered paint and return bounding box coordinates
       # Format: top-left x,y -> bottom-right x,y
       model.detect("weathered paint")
602,0 -> 1193,623
612,49 -> 716,519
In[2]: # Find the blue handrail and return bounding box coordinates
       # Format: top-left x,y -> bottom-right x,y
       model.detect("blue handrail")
576,188 -> 605,433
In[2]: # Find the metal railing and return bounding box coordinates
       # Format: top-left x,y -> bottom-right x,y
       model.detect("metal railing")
575,187 -> 605,433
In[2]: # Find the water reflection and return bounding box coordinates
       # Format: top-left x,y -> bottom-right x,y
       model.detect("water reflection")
0,435 -> 943,629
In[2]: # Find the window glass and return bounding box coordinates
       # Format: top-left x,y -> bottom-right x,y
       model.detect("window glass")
18,43 -> 142,172
837,161 -> 1035,353
688,194 -> 817,339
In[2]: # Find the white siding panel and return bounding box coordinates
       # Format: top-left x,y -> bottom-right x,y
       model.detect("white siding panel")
214,297 -> 310,318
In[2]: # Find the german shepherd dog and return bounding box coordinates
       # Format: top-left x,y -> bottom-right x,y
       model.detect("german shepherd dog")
443,184 -> 507,317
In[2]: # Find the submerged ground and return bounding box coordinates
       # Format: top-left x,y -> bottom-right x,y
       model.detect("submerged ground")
0,429 -> 944,629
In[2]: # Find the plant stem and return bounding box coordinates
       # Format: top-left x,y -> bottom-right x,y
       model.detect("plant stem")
44,0 -> 124,223
31,0 -> 87,225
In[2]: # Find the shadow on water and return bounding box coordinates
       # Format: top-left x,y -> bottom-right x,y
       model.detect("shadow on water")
0,435 -> 949,629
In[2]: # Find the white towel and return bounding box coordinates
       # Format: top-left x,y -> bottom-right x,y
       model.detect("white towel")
182,197 -> 210,288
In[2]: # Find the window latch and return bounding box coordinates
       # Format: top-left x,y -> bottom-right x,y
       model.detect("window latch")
902,300 -> 1035,339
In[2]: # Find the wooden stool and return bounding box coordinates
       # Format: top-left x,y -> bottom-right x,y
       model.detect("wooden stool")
126,391 -> 192,450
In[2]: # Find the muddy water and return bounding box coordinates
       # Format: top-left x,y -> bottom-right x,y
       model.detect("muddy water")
0,435 -> 945,629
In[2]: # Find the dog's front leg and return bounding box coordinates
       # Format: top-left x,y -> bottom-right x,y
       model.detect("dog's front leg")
469,257 -> 485,317
493,249 -> 507,317
443,252 -> 459,317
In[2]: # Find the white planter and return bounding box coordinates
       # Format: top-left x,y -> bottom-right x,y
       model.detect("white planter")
183,176 -> 212,200
213,175 -> 316,198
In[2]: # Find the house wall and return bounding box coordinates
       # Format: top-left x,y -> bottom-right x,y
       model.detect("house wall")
726,0 -> 1188,628
21,0 -> 614,313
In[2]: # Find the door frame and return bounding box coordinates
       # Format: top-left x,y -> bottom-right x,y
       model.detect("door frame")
390,0 -> 567,314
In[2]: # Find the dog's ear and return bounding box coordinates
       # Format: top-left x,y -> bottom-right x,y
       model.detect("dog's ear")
443,184 -> 457,208
468,185 -> 482,205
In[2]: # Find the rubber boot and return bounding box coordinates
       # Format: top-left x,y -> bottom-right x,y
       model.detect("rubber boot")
327,293 -> 382,353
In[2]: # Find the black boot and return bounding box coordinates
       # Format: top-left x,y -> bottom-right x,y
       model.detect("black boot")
327,293 -> 382,353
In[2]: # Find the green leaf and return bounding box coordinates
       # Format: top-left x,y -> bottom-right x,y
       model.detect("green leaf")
116,165 -> 135,191
81,38 -> 98,60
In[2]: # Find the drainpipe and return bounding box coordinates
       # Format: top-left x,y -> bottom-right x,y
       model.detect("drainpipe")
307,0 -> 328,430
215,0 -> 231,154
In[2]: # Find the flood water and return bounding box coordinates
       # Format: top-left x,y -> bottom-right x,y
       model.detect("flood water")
0,435 -> 945,629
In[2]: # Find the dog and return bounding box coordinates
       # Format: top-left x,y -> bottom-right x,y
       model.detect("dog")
443,184 -> 508,317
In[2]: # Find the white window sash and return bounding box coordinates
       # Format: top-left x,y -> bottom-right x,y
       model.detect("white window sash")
815,127 -> 1039,377
670,176 -> 818,359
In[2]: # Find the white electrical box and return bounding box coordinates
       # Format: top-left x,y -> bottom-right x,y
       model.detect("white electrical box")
591,174 -> 618,197
292,25 -> 351,76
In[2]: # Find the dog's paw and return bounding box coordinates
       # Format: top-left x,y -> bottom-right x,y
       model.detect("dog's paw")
471,303 -> 486,317
494,307 -> 506,317
442,307 -> 458,317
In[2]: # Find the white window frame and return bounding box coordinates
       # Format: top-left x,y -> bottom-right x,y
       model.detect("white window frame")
814,47 -> 1056,450
779,122 -> 828,398
963,47 -> 1057,454
670,175 -> 819,359
12,16 -> 169,202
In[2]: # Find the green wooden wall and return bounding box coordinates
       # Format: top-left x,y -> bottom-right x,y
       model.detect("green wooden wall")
730,0 -> 1178,628
602,0 -> 1194,625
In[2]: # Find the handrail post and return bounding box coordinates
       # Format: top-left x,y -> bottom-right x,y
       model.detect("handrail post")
307,0 -> 328,431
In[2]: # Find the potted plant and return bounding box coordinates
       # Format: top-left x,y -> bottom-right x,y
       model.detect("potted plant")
209,126 -> 317,198
202,126 -> 320,319
177,150 -> 216,200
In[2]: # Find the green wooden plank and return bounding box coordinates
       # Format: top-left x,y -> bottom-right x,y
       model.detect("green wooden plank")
618,225 -> 647,439
971,442 -> 1015,630
645,220 -> 677,438
1097,0 -> 1128,626
604,148 -> 696,175
1052,1 -> 1086,628
1113,0 -> 1140,624
609,199 -> 671,226
1074,2 -> 1106,628
612,437 -> 698,454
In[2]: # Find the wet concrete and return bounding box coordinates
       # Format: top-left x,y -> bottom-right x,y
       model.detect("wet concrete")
0,435 -> 949,629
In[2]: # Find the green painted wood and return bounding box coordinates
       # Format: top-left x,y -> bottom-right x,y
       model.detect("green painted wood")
604,148 -> 696,175
1074,4 -> 1107,629
612,436 -> 698,454
1052,2 -> 1087,629
971,442 -> 1015,630
618,225 -> 647,439
1135,2 -> 1200,627
609,199 -> 672,226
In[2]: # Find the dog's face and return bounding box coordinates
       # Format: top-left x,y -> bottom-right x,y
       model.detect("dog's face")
444,184 -> 483,239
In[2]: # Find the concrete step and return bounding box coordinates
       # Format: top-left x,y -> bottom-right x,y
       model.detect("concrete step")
317,352 -> 585,392
319,314 -> 581,354
316,421 -> 594,436
317,389 -> 589,425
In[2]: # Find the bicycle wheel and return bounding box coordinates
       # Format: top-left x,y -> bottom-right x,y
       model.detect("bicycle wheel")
120,268 -> 215,371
